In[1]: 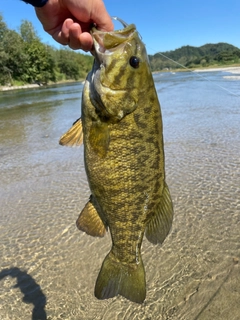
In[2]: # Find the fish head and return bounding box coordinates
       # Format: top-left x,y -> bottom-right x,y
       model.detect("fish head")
90,24 -> 152,121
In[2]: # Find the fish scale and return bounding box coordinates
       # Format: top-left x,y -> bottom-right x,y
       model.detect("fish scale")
60,22 -> 173,303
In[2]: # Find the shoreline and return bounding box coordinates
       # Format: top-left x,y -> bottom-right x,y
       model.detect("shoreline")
1,66 -> 240,92
193,66 -> 240,73
0,84 -> 40,92
0,79 -> 84,92
153,65 -> 240,75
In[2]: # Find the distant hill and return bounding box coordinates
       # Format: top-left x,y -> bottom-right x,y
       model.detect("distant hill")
148,43 -> 240,71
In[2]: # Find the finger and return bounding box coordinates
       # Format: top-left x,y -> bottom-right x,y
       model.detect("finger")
91,2 -> 114,32
68,24 -> 93,51
68,23 -> 82,50
78,32 -> 94,51
58,19 -> 74,45
94,16 -> 114,32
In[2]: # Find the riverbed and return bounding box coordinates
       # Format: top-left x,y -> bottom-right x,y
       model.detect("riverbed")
0,71 -> 239,319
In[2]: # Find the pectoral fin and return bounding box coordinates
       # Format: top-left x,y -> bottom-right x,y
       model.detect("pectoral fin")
76,196 -> 107,237
145,183 -> 173,244
89,122 -> 110,158
59,118 -> 83,146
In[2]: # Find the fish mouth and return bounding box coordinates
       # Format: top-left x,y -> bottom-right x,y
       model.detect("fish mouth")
91,20 -> 136,62
89,19 -> 138,120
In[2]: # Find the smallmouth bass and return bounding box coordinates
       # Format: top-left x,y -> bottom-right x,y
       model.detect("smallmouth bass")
60,20 -> 173,304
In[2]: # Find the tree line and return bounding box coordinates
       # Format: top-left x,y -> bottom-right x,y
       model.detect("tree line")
2,12 -> 240,86
0,14 -> 93,86
149,43 -> 240,71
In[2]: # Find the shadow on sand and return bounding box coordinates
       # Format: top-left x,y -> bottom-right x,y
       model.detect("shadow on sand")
0,267 -> 47,320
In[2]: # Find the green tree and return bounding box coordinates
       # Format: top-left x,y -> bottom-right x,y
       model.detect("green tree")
2,29 -> 26,82
20,20 -> 39,43
18,20 -> 56,84
0,13 -> 7,41
57,49 -> 81,80
22,40 -> 56,84
0,14 -> 94,86
0,14 -> 9,84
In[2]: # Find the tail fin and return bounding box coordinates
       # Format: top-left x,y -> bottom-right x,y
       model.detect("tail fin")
94,251 -> 146,304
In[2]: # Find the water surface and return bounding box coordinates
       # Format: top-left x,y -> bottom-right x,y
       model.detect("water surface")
0,73 -> 239,319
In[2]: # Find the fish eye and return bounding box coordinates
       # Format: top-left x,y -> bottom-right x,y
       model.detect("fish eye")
129,56 -> 140,68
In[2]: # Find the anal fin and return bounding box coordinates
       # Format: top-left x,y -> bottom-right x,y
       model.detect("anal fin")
145,182 -> 173,244
76,196 -> 107,237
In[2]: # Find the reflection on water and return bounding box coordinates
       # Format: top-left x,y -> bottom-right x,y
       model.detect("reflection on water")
0,74 -> 239,319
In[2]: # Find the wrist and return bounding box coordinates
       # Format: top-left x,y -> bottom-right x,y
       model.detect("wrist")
23,0 -> 48,7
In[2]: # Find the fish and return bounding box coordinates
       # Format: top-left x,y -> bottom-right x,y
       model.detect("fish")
59,19 -> 173,304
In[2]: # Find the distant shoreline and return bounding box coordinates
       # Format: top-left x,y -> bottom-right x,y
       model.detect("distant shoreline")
193,66 -> 240,73
0,79 -> 84,92
1,66 -> 240,92
0,84 -> 40,92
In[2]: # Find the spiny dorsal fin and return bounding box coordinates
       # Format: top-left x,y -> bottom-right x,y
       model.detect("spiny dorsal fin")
59,118 -> 83,147
145,182 -> 173,244
76,196 -> 107,237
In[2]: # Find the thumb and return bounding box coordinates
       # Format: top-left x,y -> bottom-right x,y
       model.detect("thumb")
90,2 -> 114,32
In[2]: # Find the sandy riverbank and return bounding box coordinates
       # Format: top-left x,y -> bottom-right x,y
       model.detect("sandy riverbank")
0,80 -> 85,92
2,67 -> 240,92
193,66 -> 240,80
0,84 -> 40,92
193,66 -> 240,73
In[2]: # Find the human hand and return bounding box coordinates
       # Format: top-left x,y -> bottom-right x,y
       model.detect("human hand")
35,0 -> 114,51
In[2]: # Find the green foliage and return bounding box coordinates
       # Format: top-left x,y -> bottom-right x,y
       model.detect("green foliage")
0,13 -> 93,86
149,43 -> 240,71
2,29 -> 26,83
22,39 -> 56,83
0,14 -> 9,85
20,20 -> 40,43
0,14 -> 7,41
57,49 -> 81,80
1,11 -> 240,85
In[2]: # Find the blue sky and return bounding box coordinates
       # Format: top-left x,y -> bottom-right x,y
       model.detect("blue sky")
1,0 -> 240,55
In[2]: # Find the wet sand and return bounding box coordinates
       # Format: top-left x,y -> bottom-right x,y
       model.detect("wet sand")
193,67 -> 240,80
0,78 -> 240,319
193,66 -> 240,73
0,84 -> 40,91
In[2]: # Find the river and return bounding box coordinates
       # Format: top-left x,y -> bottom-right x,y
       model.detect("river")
0,71 -> 239,319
